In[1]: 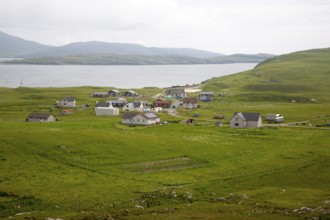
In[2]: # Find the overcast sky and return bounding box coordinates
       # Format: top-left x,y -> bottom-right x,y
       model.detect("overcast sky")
1,0 -> 329,55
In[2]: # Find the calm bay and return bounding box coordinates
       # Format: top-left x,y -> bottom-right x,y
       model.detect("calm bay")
0,63 -> 256,88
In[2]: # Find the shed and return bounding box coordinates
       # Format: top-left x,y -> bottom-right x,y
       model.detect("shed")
27,113 -> 56,122
95,102 -> 119,116
93,92 -> 109,98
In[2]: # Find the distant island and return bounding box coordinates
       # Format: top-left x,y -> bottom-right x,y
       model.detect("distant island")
0,30 -> 274,65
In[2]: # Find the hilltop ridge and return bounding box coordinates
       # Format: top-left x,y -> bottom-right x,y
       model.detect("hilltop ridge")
0,30 -> 274,64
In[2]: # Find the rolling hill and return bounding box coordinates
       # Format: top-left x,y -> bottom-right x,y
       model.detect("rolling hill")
28,41 -> 224,59
0,30 -> 223,59
0,31 -> 53,58
202,48 -> 330,102
0,30 -> 274,64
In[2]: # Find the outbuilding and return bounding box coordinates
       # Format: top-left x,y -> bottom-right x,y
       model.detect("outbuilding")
27,113 -> 56,122
95,102 -> 119,116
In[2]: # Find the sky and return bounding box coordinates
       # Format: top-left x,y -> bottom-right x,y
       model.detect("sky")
1,0 -> 330,55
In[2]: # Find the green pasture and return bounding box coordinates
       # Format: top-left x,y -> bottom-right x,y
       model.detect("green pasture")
0,48 -> 330,219
0,85 -> 329,219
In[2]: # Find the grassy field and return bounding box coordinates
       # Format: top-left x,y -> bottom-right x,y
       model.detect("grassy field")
0,49 -> 330,219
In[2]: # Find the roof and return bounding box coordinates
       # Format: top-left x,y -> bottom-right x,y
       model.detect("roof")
62,96 -> 75,102
183,97 -> 197,104
96,102 -> 111,108
143,113 -> 159,119
165,88 -> 185,94
199,92 -> 214,95
122,112 -> 140,119
28,112 -> 54,119
233,112 -> 261,122
122,112 -> 159,120
109,89 -> 120,93
133,101 -> 143,108
124,90 -> 137,94
154,100 -> 168,104
106,100 -> 126,104
93,92 -> 109,95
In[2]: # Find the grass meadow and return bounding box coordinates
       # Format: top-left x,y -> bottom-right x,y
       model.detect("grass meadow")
0,86 -> 329,219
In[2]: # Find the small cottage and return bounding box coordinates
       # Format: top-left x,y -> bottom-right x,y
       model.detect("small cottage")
154,98 -> 170,108
92,92 -> 109,98
182,97 -> 198,109
108,89 -> 120,97
56,96 -> 76,108
95,102 -> 119,116
123,101 -> 144,111
27,113 -> 56,122
230,112 -> 262,128
165,88 -> 185,97
122,112 -> 160,126
122,90 -> 138,97
199,92 -> 214,102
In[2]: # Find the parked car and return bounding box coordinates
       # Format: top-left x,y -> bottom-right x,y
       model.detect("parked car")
266,114 -> 284,123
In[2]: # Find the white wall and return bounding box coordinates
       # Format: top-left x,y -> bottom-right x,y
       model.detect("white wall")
95,107 -> 119,116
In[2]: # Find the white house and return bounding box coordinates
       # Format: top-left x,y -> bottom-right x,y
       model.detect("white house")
95,102 -> 119,116
182,97 -> 198,109
230,112 -> 262,128
122,112 -> 160,126
26,113 -> 56,122
56,96 -> 76,108
123,101 -> 144,112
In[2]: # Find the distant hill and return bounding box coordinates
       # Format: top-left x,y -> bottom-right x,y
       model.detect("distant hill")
2,54 -> 207,65
202,48 -> 330,102
0,31 -> 53,58
0,31 -> 223,59
208,53 -> 274,64
0,30 -> 274,64
29,41 -> 224,59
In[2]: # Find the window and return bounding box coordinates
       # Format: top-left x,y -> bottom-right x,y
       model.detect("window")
235,123 -> 239,126
235,117 -> 238,121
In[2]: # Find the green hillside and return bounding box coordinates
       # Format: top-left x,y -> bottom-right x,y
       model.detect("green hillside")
207,53 -> 274,64
202,48 -> 330,102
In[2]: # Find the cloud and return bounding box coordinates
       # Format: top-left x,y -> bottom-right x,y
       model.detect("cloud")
0,0 -> 175,30
1,0 -> 330,54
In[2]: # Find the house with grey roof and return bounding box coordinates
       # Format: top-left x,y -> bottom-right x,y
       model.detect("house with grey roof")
106,99 -> 127,107
122,90 -> 138,97
199,91 -> 214,102
92,92 -> 109,98
26,113 -> 56,122
230,112 -> 262,128
165,88 -> 185,97
121,112 -> 160,126
108,89 -> 120,97
56,96 -> 76,108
